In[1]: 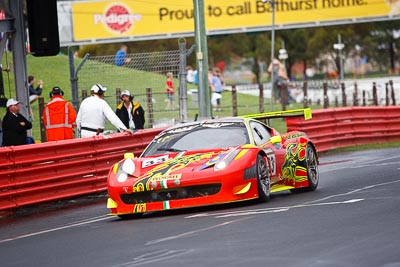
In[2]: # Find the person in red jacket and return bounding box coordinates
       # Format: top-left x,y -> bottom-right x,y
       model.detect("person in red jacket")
43,86 -> 77,141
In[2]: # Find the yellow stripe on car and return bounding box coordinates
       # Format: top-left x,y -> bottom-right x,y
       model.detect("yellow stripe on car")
107,198 -> 118,208
113,163 -> 119,174
234,149 -> 249,160
234,182 -> 252,195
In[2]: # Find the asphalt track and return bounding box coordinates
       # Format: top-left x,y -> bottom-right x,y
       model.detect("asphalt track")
1,147 -> 400,267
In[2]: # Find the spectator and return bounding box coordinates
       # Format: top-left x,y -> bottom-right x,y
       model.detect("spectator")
186,65 -> 195,84
2,98 -> 32,146
267,58 -> 289,103
43,86 -> 77,141
76,84 -> 129,138
165,72 -> 175,110
114,45 -> 130,66
28,75 -> 43,103
116,89 -> 145,130
210,67 -> 224,111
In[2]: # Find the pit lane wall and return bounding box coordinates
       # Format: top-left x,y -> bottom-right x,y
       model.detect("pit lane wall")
286,106 -> 400,153
0,128 -> 164,212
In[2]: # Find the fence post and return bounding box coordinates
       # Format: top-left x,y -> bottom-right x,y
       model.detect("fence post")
259,83 -> 264,113
372,82 -> 378,106
232,85 -> 238,117
353,81 -> 358,106
303,81 -> 308,108
115,88 -> 121,107
362,90 -> 366,106
341,82 -> 346,107
81,90 -> 87,100
323,82 -> 329,109
38,97 -> 47,143
146,88 -> 154,128
390,80 -> 396,105
385,83 -> 389,106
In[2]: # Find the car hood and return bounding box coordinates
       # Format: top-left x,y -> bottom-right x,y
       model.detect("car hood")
137,148 -> 231,177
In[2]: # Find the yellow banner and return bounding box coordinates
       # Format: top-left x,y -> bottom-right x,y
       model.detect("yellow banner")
72,0 -> 393,41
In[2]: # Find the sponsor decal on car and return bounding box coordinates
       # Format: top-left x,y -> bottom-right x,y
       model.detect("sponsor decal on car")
132,153 -> 214,191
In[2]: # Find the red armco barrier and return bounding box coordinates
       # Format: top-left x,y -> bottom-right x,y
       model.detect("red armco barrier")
0,128 -> 164,211
286,106 -> 400,153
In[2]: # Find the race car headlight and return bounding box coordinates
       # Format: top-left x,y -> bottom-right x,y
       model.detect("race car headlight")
116,158 -> 135,183
117,172 -> 128,183
214,150 -> 241,171
215,161 -> 227,170
122,158 -> 135,175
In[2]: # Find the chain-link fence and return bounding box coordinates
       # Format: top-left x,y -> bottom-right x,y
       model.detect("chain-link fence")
76,49 -> 184,128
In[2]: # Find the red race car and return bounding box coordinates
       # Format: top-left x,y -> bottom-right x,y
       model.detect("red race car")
107,109 -> 318,218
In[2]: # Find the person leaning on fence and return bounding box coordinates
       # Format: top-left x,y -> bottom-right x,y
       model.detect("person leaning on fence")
43,86 -> 77,141
76,84 -> 130,138
2,98 -> 32,146
114,45 -> 131,66
267,58 -> 289,103
116,89 -> 145,130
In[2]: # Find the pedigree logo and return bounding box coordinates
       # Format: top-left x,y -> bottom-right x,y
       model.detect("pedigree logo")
93,3 -> 142,34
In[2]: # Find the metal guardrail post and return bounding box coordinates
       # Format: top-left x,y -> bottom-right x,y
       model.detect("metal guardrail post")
323,82 -> 329,109
362,90 -> 366,106
302,81 -> 308,108
353,82 -> 359,106
231,85 -> 237,117
341,82 -> 346,107
390,80 -> 396,105
259,83 -> 264,113
372,82 -> 378,106
385,83 -> 389,106
146,88 -> 154,128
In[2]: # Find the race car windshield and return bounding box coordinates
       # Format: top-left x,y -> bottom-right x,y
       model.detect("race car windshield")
143,122 -> 249,156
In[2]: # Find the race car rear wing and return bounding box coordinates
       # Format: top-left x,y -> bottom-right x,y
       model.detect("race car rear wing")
240,108 -> 312,121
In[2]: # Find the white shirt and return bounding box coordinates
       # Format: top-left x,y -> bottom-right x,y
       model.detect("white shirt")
187,69 -> 195,83
126,102 -> 135,129
76,95 -> 127,131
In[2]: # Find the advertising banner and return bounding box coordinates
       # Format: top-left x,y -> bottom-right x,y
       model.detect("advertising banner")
71,0 -> 395,42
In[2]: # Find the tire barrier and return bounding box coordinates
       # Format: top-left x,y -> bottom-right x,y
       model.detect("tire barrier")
0,128 -> 164,211
286,106 -> 400,153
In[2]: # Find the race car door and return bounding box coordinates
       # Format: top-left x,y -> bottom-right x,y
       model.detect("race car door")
249,121 -> 285,184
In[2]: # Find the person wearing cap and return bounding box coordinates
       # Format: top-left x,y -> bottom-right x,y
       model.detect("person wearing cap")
76,84 -> 128,138
43,86 -> 77,141
2,98 -> 32,146
115,90 -> 145,130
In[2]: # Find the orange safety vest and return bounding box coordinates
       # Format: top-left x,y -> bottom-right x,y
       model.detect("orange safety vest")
43,96 -> 77,141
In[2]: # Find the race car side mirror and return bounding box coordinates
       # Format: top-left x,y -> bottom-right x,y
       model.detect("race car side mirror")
270,136 -> 282,144
124,152 -> 134,159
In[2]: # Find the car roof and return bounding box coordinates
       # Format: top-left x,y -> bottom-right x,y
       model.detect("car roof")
166,117 -> 249,130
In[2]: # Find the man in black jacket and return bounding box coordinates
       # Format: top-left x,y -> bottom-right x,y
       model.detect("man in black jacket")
2,99 -> 32,146
116,90 -> 145,130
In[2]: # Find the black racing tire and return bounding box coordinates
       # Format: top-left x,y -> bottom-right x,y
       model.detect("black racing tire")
256,154 -> 271,202
305,144 -> 319,191
291,143 -> 319,193
117,213 -> 143,220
